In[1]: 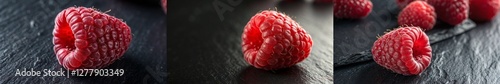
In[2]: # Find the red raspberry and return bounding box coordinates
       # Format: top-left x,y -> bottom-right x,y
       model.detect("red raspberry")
371,27 -> 432,75
53,7 -> 132,70
334,0 -> 373,19
469,0 -> 500,22
427,0 -> 469,25
241,10 -> 313,70
398,1 -> 436,31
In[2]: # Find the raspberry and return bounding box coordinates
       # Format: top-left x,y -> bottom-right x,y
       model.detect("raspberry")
469,0 -> 500,22
371,27 -> 432,75
334,0 -> 373,19
398,1 -> 436,31
53,7 -> 132,70
427,0 -> 469,25
241,10 -> 313,70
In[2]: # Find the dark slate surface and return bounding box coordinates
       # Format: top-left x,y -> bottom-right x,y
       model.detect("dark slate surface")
167,0 -> 333,83
0,0 -> 167,83
335,0 -> 500,83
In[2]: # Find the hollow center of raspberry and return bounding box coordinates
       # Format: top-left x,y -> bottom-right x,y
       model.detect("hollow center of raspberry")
60,25 -> 76,51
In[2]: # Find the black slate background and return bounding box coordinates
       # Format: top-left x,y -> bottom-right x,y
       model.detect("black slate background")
167,0 -> 333,83
335,0 -> 500,83
0,0 -> 167,83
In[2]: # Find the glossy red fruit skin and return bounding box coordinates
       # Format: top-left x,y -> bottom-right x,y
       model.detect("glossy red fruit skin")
469,0 -> 500,22
398,1 -> 436,31
334,0 -> 373,19
372,27 -> 432,75
53,7 -> 132,70
427,0 -> 469,25
242,10 -> 313,70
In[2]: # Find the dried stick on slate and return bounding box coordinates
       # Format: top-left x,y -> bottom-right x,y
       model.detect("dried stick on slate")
334,19 -> 476,68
